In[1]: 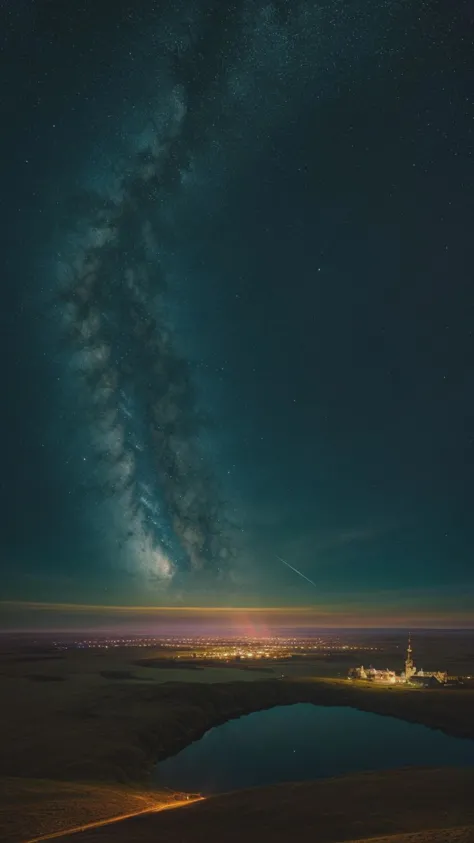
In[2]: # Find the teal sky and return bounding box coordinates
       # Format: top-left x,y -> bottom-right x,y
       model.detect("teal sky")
1,0 -> 473,630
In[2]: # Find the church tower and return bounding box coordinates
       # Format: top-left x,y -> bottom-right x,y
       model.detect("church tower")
405,633 -> 415,680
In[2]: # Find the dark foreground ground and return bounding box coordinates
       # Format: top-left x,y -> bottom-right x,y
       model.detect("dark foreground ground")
8,769 -> 474,843
1,642 -> 474,841
2,644 -> 474,783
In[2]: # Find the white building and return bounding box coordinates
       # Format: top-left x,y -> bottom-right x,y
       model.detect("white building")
348,635 -> 447,686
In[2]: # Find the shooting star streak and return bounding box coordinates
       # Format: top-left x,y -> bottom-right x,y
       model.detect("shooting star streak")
276,555 -> 318,589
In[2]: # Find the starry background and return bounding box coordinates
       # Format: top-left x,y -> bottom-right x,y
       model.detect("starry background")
1,0 -> 473,630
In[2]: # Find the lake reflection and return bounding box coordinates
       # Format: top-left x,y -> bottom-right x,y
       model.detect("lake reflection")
155,703 -> 474,793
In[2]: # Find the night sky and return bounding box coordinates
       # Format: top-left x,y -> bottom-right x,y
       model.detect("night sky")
1,0 -> 473,630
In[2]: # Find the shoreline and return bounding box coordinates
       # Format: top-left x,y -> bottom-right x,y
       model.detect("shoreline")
2,669 -> 474,785
138,678 -> 474,783
2,674 -> 474,841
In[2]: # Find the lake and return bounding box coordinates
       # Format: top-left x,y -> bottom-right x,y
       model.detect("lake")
154,703 -> 474,794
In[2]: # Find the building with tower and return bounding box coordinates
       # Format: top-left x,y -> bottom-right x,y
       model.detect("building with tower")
348,635 -> 447,686
404,634 -> 415,680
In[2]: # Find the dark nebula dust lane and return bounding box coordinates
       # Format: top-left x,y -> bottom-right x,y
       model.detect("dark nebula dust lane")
2,0 -> 473,620
57,95 -> 235,580
54,0 -> 412,589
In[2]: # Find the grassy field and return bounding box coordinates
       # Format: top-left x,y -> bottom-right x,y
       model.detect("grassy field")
0,777 -> 199,843
2,644 -> 474,841
1,646 -> 474,784
350,831 -> 474,843
30,768 -> 474,843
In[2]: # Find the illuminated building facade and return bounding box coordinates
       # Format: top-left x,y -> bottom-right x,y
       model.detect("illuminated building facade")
348,636 -> 447,686
404,634 -> 415,680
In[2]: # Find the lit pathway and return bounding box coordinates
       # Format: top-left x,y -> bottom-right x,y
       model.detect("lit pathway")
25,797 -> 204,842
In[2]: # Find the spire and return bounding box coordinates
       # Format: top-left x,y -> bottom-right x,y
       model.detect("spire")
405,632 -> 415,680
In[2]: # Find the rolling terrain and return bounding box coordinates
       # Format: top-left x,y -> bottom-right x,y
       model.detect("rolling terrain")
1,638 -> 474,842
8,769 -> 474,843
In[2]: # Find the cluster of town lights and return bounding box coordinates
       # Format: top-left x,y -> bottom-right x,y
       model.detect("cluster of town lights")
53,634 -> 379,660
